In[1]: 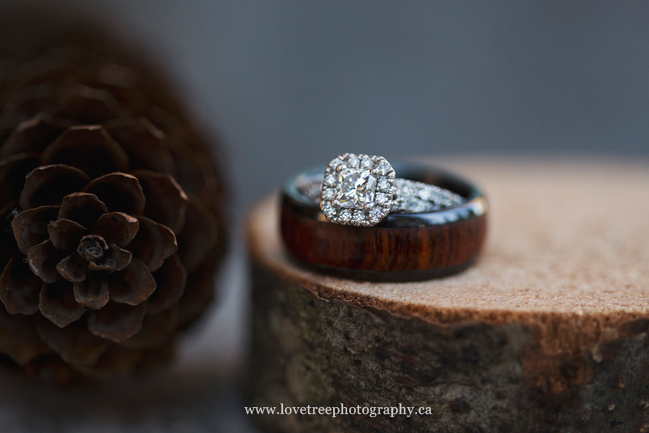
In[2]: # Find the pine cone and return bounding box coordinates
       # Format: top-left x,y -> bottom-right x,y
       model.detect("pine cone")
0,11 -> 227,383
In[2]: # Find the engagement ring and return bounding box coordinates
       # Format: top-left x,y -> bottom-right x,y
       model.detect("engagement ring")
281,159 -> 488,281
297,153 -> 465,226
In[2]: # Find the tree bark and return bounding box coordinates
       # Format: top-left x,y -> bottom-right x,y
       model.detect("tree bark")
246,158 -> 649,433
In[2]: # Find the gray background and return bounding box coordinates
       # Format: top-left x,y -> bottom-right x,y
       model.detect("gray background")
63,0 -> 649,215
3,1 -> 649,432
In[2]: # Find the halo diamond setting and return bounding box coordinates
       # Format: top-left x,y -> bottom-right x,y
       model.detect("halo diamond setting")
319,153 -> 396,226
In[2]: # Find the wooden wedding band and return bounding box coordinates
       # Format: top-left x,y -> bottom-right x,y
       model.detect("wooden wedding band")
280,162 -> 488,282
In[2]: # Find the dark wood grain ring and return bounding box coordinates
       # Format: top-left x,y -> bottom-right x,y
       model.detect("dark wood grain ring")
280,162 -> 488,282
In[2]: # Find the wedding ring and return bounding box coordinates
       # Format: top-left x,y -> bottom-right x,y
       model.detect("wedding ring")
281,159 -> 488,281
297,153 -> 465,226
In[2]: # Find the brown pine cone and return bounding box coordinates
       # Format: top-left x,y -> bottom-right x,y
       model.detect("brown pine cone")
0,11 -> 227,383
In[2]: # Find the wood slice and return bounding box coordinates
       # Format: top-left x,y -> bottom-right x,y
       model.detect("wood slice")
246,158 -> 649,433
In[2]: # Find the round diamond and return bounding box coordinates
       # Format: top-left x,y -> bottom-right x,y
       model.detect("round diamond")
375,192 -> 390,205
339,209 -> 352,223
324,174 -> 337,187
329,157 -> 343,168
377,178 -> 391,192
322,203 -> 336,218
376,160 -> 391,175
361,155 -> 373,169
322,188 -> 335,200
352,210 -> 366,225
369,207 -> 385,224
346,154 -> 360,168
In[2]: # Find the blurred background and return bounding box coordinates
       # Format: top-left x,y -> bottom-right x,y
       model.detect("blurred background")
59,0 -> 649,215
2,1 -> 648,432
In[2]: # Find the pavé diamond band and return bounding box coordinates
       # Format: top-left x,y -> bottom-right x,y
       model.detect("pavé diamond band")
296,153 -> 465,226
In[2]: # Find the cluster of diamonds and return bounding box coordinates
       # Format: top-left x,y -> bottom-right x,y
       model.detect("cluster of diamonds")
391,178 -> 464,213
320,153 -> 396,226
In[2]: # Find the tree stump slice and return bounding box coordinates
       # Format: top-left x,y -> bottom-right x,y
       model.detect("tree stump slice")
246,158 -> 649,433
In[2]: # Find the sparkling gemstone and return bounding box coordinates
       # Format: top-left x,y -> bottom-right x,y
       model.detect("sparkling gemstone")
361,155 -> 373,169
346,154 -> 360,168
375,192 -> 390,205
329,157 -> 343,168
322,188 -> 335,200
336,169 -> 377,209
339,209 -> 352,223
324,174 -> 337,187
352,210 -> 366,225
369,207 -> 384,223
378,178 -> 391,192
376,160 -> 391,175
322,203 -> 336,218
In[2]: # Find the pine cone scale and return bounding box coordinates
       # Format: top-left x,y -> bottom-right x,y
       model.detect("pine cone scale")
19,164 -> 89,209
35,317 -> 109,366
119,307 -> 177,349
0,115 -> 74,158
176,199 -> 219,274
103,118 -> 174,174
92,212 -> 139,247
27,240 -> 65,284
0,253 -> 41,315
72,272 -> 109,310
106,257 -> 156,305
130,169 -> 188,233
87,301 -> 146,343
128,216 -> 177,272
147,253 -> 186,314
0,153 -> 40,206
47,218 -> 84,250
56,255 -> 86,283
83,172 -> 145,215
12,205 -> 59,255
41,126 -> 129,178
39,280 -> 85,327
0,308 -> 51,364
0,204 -> 19,268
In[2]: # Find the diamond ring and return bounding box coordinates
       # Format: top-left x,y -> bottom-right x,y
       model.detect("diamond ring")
283,159 -> 488,280
299,153 -> 465,227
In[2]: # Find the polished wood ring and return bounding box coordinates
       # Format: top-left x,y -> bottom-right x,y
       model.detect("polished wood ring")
280,162 -> 488,282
